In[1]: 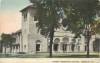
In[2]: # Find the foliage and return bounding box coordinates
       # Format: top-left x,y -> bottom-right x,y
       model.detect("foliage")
30,0 -> 100,58
1,34 -> 16,47
61,0 -> 100,37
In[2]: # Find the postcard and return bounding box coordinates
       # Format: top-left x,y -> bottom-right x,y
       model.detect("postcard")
0,0 -> 100,63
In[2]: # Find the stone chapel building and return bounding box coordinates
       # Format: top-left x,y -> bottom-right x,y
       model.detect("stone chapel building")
19,4 -> 100,54
2,4 -> 100,54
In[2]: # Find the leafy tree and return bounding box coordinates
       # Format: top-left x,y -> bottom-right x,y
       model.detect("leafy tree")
30,0 -> 68,57
30,0 -> 100,58
61,0 -> 100,58
1,34 -> 16,54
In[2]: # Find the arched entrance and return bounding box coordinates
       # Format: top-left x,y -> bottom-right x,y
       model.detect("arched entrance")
53,38 -> 60,52
62,37 -> 69,52
93,38 -> 100,52
36,40 -> 41,52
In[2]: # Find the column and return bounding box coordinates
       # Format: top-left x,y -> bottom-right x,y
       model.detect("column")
11,47 -> 13,54
2,46 -> 5,53
67,44 -> 70,52
58,43 -> 61,53
15,46 -> 17,53
18,45 -> 20,52
74,44 -> 77,52
89,42 -> 93,52
89,37 -> 95,53
69,44 -> 72,52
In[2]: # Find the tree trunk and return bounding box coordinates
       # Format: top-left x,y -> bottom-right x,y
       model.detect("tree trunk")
49,25 -> 55,58
87,37 -> 90,58
86,29 -> 91,58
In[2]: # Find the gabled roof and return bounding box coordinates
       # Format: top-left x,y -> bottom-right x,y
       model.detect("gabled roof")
20,4 -> 37,12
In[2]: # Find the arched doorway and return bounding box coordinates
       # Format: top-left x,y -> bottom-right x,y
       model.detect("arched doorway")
71,43 -> 75,52
62,37 -> 69,52
53,38 -> 60,52
71,38 -> 76,52
36,40 -> 41,52
93,38 -> 100,52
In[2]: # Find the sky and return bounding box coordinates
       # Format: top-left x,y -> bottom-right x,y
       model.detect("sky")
0,0 -> 30,34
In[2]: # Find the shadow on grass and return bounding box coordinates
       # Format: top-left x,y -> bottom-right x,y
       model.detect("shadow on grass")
52,55 -> 99,58
0,54 -> 99,58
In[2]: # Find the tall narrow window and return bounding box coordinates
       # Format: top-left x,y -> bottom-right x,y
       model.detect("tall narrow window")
23,11 -> 27,21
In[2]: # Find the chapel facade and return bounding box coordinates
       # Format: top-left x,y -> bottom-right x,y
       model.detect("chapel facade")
19,5 -> 100,54
1,5 -> 100,54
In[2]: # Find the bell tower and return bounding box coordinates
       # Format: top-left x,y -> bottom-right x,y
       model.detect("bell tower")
20,4 -> 48,54
20,5 -> 38,53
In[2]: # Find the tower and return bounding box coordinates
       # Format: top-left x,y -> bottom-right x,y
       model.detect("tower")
20,5 -> 48,54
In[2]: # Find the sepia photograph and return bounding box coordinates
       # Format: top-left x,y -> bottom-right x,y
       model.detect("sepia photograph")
0,0 -> 100,61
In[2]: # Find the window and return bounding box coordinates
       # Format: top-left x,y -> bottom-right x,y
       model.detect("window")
53,44 -> 59,51
23,12 -> 27,21
36,44 -> 40,51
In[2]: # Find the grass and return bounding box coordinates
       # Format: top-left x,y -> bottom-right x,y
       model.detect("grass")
0,52 -> 99,58
52,55 -> 99,58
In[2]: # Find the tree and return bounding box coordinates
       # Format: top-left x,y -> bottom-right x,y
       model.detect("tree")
30,0 -> 68,57
1,34 -> 16,54
30,0 -> 100,58
61,0 -> 100,58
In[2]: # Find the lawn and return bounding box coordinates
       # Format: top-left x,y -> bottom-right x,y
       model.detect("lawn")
0,52 -> 99,58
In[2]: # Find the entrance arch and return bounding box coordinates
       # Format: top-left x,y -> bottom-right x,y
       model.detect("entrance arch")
36,40 -> 41,52
53,38 -> 60,51
93,38 -> 100,52
62,37 -> 69,52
